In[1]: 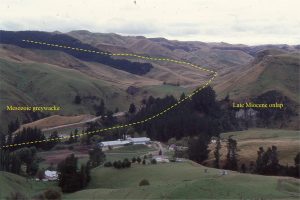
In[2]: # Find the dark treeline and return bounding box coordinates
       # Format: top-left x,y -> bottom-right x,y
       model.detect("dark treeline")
255,146 -> 300,178
252,90 -> 296,127
58,154 -> 91,193
58,146 -> 105,193
132,86 -> 239,142
0,146 -> 39,175
2,127 -> 46,151
212,137 -> 300,178
0,31 -> 152,75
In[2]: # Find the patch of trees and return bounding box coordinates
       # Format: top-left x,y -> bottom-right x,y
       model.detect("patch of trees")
95,99 -> 105,116
212,137 -> 300,178
1,126 -> 46,151
132,86 -> 239,142
252,90 -> 296,127
8,118 -> 20,135
213,137 -> 221,168
113,158 -> 131,169
0,146 -> 38,175
82,116 -> 121,145
68,130 -> 78,144
188,135 -> 210,163
254,147 -> 299,178
0,31 -> 153,75
223,137 -> 238,170
129,103 -> 137,114
74,95 -> 82,104
58,154 -> 91,193
11,127 -> 46,150
88,146 -> 106,168
104,159 -> 131,169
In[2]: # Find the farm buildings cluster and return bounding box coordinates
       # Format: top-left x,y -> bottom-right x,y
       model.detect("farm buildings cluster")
98,136 -> 151,149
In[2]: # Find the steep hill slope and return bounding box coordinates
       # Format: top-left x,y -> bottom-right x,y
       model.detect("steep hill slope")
68,30 -> 254,86
0,171 -> 59,199
216,51 -> 300,103
0,43 -> 190,132
68,31 -> 300,102
0,58 -> 133,132
0,31 -> 153,75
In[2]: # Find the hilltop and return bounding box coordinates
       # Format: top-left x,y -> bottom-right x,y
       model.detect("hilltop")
216,50 -> 300,103
0,30 -> 299,132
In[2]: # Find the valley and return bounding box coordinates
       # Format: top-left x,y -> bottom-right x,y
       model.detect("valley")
0,30 -> 299,200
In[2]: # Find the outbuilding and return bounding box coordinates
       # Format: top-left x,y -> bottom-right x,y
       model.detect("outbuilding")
127,137 -> 150,145
99,139 -> 132,148
44,170 -> 58,181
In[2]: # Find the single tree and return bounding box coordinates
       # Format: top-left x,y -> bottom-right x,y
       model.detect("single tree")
88,146 -> 106,168
188,135 -> 210,164
214,137 -> 221,168
224,136 -> 238,170
241,163 -> 247,173
74,95 -> 82,104
129,103 -> 136,114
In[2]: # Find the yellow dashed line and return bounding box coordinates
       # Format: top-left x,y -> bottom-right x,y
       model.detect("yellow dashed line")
0,40 -> 218,149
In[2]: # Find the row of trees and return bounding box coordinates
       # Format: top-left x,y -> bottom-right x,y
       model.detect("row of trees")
212,137 -> 300,178
104,156 -> 157,169
0,146 -> 39,175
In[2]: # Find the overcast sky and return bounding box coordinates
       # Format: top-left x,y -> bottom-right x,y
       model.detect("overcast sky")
1,0 -> 299,44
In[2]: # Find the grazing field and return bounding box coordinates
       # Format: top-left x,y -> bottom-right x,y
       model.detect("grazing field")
2,140 -> 300,199
105,144 -> 157,162
65,162 -> 300,199
0,171 -> 59,199
207,129 -> 300,166
106,144 -> 155,153
37,144 -> 156,169
16,114 -> 94,132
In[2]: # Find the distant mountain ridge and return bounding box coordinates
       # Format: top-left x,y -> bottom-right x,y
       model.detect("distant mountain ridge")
0,30 -> 299,132
67,30 -> 299,101
0,30 -> 153,75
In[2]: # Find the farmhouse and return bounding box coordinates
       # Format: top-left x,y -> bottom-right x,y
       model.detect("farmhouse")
44,170 -> 58,181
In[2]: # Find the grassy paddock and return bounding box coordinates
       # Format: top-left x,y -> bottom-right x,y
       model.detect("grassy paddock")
207,129 -> 300,166
65,162 -> 300,199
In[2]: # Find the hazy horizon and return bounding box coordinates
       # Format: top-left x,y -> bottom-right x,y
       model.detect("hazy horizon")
1,0 -> 300,45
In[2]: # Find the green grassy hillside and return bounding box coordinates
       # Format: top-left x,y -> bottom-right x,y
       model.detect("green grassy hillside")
219,53 -> 300,103
0,171 -> 58,199
0,171 -> 30,199
0,58 -> 131,132
65,162 -> 300,199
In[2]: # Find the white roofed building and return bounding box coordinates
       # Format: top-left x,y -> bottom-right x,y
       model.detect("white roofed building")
44,170 -> 58,181
99,139 -> 132,148
127,137 -> 150,145
98,137 -> 151,149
